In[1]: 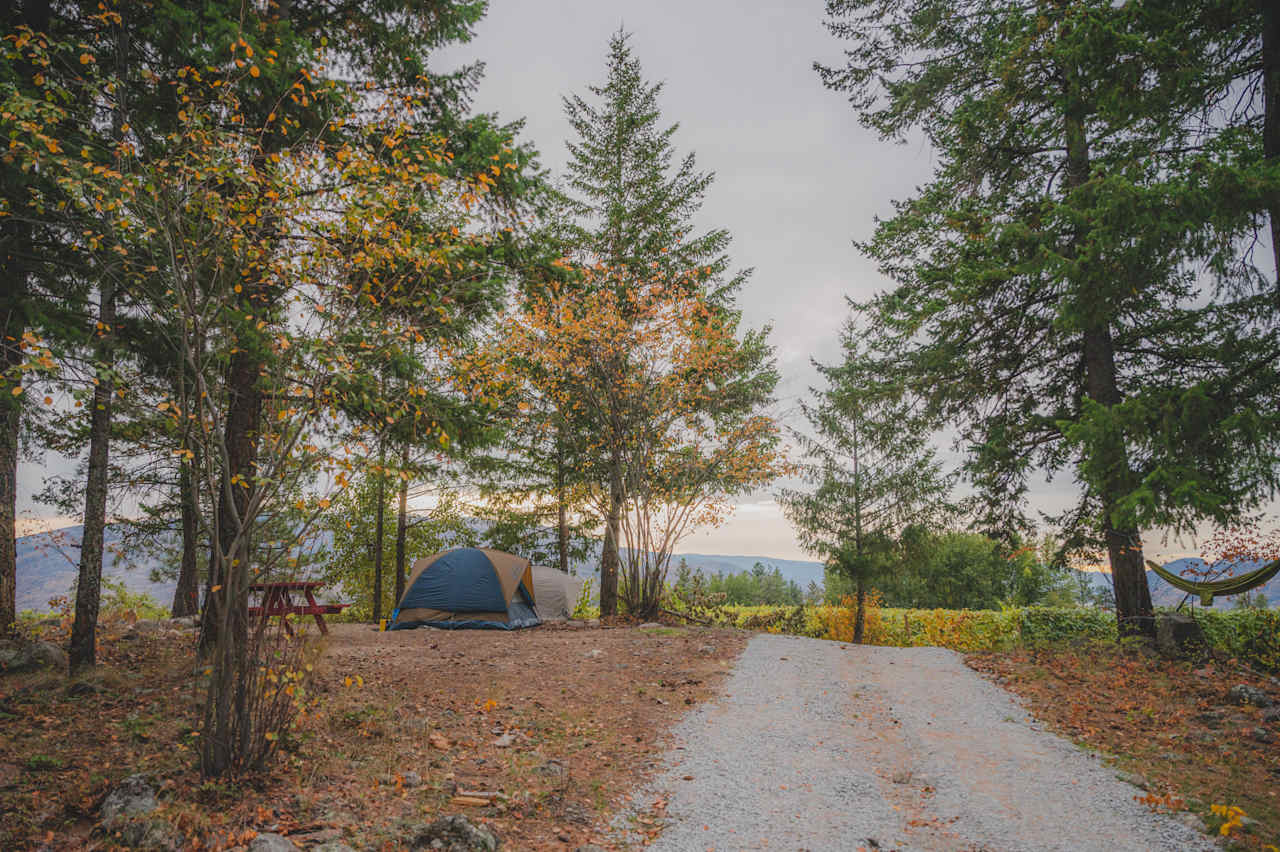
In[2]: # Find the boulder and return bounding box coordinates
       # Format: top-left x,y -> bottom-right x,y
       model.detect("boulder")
1262,706 -> 1280,725
1155,613 -> 1206,658
113,818 -> 181,850
407,815 -> 500,852
169,616 -> 199,629
0,639 -> 68,674
1227,684 -> 1273,708
101,774 -> 159,825
247,833 -> 297,852
313,843 -> 358,852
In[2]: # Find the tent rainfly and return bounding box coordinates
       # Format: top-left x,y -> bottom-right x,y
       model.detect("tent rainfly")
390,548 -> 540,630
530,565 -> 586,621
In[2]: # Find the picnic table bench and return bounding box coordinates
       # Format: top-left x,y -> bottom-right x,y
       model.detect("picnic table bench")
248,580 -> 348,635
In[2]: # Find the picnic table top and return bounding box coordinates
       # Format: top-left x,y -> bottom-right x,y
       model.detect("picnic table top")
249,580 -> 324,591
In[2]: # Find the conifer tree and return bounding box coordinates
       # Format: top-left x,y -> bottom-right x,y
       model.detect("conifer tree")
561,30 -> 756,614
817,0 -> 1280,636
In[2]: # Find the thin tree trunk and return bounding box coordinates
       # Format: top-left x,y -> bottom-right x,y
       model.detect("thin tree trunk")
394,445 -> 408,607
172,452 -> 200,617
372,446 -> 386,623
556,435 -> 569,573
599,454 -> 622,617
853,573 -> 866,645
1262,0 -> 1280,291
0,272 -> 21,635
70,286 -> 116,670
1063,87 -> 1154,638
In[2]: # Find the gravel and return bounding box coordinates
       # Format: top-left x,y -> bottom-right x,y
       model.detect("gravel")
623,633 -> 1214,851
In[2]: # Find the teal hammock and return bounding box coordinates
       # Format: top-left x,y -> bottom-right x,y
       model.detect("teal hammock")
1145,558 -> 1280,607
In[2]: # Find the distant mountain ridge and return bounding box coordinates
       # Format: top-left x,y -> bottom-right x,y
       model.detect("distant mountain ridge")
14,523 -> 826,614
16,524 -> 1272,614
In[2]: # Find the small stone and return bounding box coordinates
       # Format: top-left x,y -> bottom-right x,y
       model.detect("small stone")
696,644 -> 716,655
573,846 -> 607,852
535,761 -> 567,778
169,615 -> 199,629
584,649 -> 603,659
101,774 -> 158,825
247,833 -> 297,852
1116,771 -> 1148,790
1171,811 -> 1206,833
309,840 -> 355,852
492,732 -> 515,748
1157,751 -> 1186,762
561,801 -> 593,826
407,815 -> 500,852
1249,726 -> 1276,744
1227,684 -> 1273,708
1195,709 -> 1225,728
0,762 -> 19,788
889,769 -> 912,785
117,817 -> 181,850
637,622 -> 661,629
403,770 -> 423,788
1261,706 -> 1280,724
585,619 -> 600,627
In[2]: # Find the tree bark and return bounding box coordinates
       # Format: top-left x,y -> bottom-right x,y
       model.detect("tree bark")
0,269 -> 21,635
393,445 -> 408,608
853,572 -> 866,645
1262,0 -> 1280,290
372,447 -> 386,623
70,286 -> 115,670
172,452 -> 200,617
556,434 -> 569,573
598,453 -> 622,617
1063,87 -> 1154,638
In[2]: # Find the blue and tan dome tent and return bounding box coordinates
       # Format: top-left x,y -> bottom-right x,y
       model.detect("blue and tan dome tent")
389,548 -> 541,630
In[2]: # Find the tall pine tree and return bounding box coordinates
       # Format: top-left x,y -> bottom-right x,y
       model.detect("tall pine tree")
561,30 -> 753,614
817,0 -> 1280,636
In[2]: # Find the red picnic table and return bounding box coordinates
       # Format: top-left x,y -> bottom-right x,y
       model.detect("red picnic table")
248,580 -> 348,636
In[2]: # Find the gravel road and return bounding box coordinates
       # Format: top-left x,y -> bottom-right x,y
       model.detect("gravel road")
627,632 -> 1213,852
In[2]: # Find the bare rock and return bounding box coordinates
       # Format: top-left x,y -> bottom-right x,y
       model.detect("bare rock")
0,762 -> 20,788
1249,726 -> 1275,744
1227,684 -> 1273,708
407,815 -> 500,851
1155,613 -> 1206,658
101,774 -> 158,825
312,843 -> 358,852
0,639 -> 67,674
248,833 -> 297,852
1262,706 -> 1280,724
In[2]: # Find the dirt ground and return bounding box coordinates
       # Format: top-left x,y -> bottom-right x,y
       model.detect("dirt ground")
0,617 -> 747,850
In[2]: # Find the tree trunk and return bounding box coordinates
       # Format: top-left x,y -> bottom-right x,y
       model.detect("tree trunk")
1262,0 -> 1280,291
199,344 -> 262,657
172,452 -> 200,617
0,274 -> 20,635
394,448 -> 408,608
556,435 -> 569,573
853,572 -> 866,645
599,454 -> 622,617
1063,95 -> 1155,638
70,286 -> 116,670
372,451 -> 386,623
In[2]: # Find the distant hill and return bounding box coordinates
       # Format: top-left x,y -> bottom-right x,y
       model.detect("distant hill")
14,524 -> 825,614
24,524 -> 1268,615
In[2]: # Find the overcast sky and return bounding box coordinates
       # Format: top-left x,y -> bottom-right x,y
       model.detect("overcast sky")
437,0 -> 1103,560
16,0 -> 1223,562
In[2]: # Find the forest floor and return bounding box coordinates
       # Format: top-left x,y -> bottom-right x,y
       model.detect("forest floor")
968,641 -> 1280,848
0,616 -> 746,850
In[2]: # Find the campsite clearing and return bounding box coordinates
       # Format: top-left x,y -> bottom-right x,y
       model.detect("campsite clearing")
0,617 -> 746,850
